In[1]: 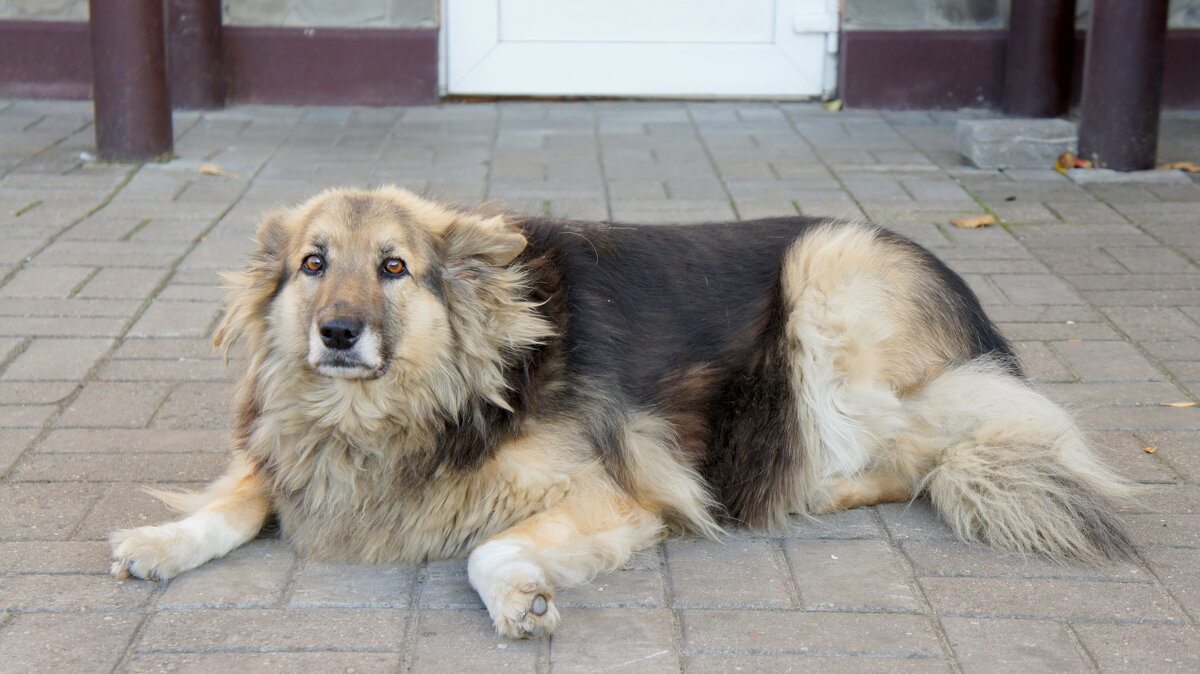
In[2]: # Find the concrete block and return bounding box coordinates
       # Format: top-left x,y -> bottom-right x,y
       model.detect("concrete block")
956,119 -> 1077,169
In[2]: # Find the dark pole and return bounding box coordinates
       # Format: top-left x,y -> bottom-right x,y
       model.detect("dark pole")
89,0 -> 173,161
166,0 -> 226,109
1077,0 -> 1170,170
1002,0 -> 1076,117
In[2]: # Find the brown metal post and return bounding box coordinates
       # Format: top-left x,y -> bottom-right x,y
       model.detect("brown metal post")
89,0 -> 173,161
1003,0 -> 1075,117
167,0 -> 226,109
1077,0 -> 1170,170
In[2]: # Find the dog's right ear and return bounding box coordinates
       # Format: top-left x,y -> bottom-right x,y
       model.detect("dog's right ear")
213,208 -> 291,353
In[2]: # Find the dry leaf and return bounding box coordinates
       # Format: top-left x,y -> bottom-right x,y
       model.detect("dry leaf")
1159,161 -> 1200,173
1054,152 -> 1093,174
1143,445 -> 1157,454
198,163 -> 239,178
1160,401 -> 1198,408
1066,339 -> 1082,343
822,99 -> 843,112
950,214 -> 997,229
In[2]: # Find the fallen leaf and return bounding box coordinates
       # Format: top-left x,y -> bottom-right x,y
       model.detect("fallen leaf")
950,214 -> 997,229
1160,401 -> 1198,408
1143,446 -> 1157,454
198,163 -> 239,178
1055,152 -> 1093,174
822,99 -> 843,112
1159,161 -> 1200,173
1066,339 -> 1082,343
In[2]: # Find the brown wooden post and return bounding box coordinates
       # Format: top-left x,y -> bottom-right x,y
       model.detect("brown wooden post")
1077,0 -> 1171,170
1003,0 -> 1075,118
167,0 -> 226,109
89,0 -> 173,161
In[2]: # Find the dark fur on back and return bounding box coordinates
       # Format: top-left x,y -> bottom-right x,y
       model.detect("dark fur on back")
505,217 -> 1018,526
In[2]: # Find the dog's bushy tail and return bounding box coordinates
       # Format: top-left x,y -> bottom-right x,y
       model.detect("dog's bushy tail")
916,360 -> 1136,564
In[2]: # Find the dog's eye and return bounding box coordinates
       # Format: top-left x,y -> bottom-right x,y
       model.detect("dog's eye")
381,258 -> 406,277
302,254 -> 324,275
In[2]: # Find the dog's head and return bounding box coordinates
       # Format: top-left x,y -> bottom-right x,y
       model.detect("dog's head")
215,187 -> 528,382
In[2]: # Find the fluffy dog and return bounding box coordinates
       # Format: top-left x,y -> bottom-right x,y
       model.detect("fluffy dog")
110,186 -> 1133,637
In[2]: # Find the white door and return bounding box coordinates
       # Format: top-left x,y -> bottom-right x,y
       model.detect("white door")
444,0 -> 839,99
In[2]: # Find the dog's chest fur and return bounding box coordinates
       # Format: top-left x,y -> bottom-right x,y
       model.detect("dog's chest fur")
247,386 -> 571,563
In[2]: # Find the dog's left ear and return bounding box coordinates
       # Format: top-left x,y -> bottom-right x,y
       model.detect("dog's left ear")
441,215 -> 527,267
213,208 -> 291,353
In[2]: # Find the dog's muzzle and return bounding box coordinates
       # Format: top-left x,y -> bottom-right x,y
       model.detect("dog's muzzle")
308,317 -> 385,379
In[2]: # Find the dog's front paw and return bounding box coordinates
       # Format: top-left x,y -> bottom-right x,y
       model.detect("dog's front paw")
109,523 -> 204,581
488,574 -> 561,639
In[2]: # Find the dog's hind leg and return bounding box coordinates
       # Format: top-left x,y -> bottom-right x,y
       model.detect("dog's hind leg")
813,472 -> 913,514
110,453 -> 270,581
468,473 -> 663,639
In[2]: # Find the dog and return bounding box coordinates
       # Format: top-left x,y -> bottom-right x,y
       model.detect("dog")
110,186 -> 1134,638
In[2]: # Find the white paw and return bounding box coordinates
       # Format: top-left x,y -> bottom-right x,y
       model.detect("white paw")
488,573 -> 561,639
468,540 -> 562,638
109,522 -> 206,581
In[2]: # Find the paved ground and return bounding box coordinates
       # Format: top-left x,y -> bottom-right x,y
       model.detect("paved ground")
0,99 -> 1198,673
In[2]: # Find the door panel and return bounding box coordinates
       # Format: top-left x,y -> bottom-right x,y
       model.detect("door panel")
446,0 -> 839,98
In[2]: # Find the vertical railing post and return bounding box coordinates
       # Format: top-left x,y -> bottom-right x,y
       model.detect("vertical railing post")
89,0 -> 173,161
167,0 -> 226,110
1002,0 -> 1076,118
1077,0 -> 1171,170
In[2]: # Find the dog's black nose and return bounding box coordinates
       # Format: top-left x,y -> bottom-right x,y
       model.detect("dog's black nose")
319,318 -> 363,350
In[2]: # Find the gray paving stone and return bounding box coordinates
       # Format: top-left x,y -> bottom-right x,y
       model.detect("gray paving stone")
1072,623 -> 1200,671
38,428 -> 227,453
686,653 -> 952,673
1012,342 -> 1075,382
419,558 -> 482,609
667,538 -> 794,608
0,612 -> 143,673
0,427 -> 36,475
1084,431 -> 1180,484
550,608 -> 678,673
138,608 -> 408,653
1122,513 -> 1200,549
785,539 -> 920,611
1,337 -> 113,381
56,381 -> 173,428
0,482 -> 105,540
0,381 -> 77,405
941,617 -> 1091,673
1039,381 -> 1185,406
288,559 -> 416,608
152,382 -> 235,429
990,274 -> 1083,306
681,609 -> 942,657
410,609 -> 540,672
157,539 -> 295,609
1052,340 -> 1165,381
0,540 -> 110,573
0,573 -> 155,612
1135,430 -> 1200,482
1144,546 -> 1200,619
557,567 -> 665,608
902,540 -> 1149,581
126,652 -> 403,673
920,576 -> 1183,622
877,500 -> 958,542
0,266 -> 94,298
128,301 -> 220,338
